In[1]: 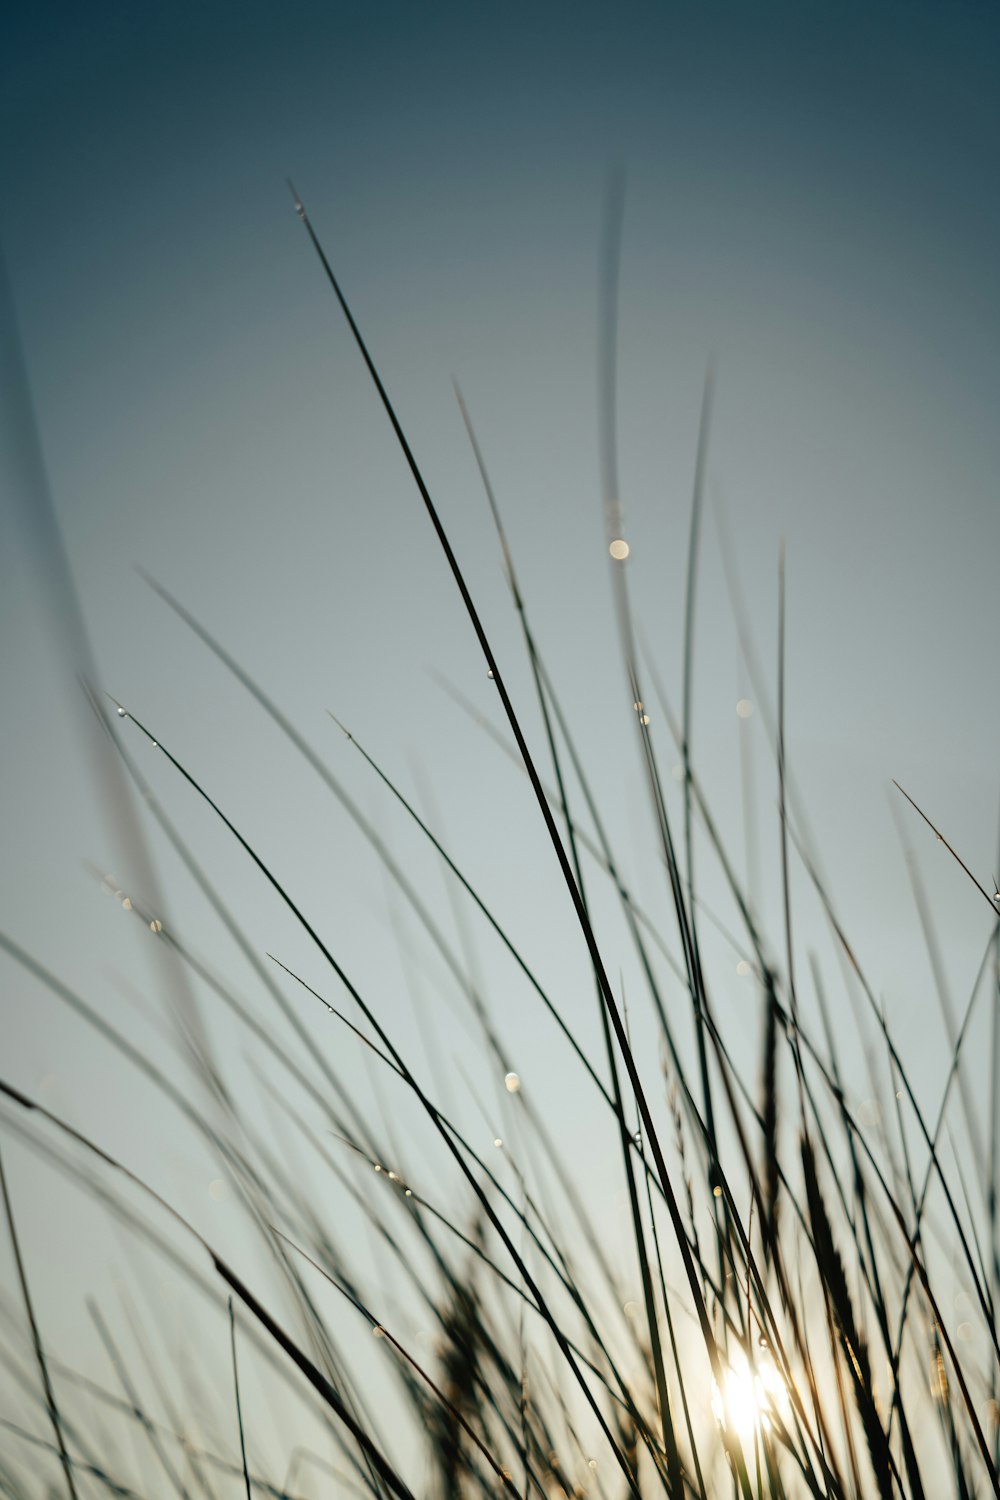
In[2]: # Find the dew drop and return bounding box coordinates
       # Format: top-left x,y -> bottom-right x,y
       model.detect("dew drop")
609,539 -> 630,561
493,1137 -> 503,1149
374,1163 -> 382,1173
736,959 -> 751,977
372,1324 -> 386,1339
736,698 -> 753,719
121,897 -> 132,911
588,1458 -> 598,1470
487,668 -> 495,680
149,919 -> 162,934
640,714 -> 650,726
404,1188 -> 413,1197
713,1184 -> 723,1198
116,706 -> 126,718
504,1072 -> 521,1094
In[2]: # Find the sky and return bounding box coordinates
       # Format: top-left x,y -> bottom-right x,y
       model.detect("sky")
1,0 -> 999,1490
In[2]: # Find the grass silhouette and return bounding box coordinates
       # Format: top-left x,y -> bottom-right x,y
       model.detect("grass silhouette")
1,188 -> 998,1500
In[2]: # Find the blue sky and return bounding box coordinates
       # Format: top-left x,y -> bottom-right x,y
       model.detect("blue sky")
2,0 -> 999,1487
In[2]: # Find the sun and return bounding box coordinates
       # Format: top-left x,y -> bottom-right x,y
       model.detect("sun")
711,1346 -> 790,1440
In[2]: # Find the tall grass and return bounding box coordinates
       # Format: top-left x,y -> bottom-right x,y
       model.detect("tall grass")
1,190 -> 998,1500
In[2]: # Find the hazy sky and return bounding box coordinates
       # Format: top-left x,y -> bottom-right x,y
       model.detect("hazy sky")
2,0 -> 999,1487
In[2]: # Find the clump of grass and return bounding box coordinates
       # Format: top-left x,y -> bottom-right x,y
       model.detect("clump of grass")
1,187 -> 998,1500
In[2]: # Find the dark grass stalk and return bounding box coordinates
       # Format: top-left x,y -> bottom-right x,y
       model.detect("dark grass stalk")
0,1143 -> 80,1500
229,1299 -> 254,1500
893,780 -> 1000,916
798,1142 -> 896,1500
289,195 -> 758,1495
761,991 -> 779,1262
456,381 -> 682,1492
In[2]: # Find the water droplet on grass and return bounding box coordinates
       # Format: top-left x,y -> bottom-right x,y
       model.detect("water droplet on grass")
504,1072 -> 521,1093
736,960 -> 751,976
609,539 -> 629,560
736,698 -> 753,719
372,1324 -> 386,1339
116,706 -> 126,718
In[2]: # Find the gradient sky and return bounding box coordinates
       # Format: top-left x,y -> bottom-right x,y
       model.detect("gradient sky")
2,0 -> 999,1488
